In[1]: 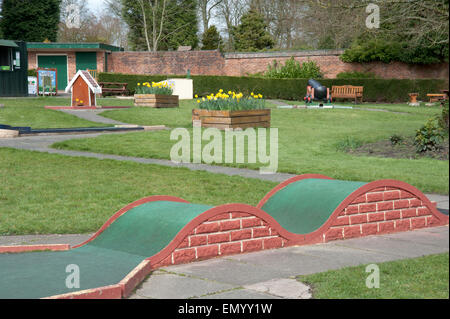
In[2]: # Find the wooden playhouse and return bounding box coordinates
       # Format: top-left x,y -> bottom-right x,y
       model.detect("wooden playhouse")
65,70 -> 102,108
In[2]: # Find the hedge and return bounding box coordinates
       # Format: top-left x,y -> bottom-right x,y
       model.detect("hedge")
98,72 -> 448,103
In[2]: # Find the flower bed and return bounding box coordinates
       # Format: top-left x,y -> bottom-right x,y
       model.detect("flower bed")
192,90 -> 270,129
134,81 -> 178,108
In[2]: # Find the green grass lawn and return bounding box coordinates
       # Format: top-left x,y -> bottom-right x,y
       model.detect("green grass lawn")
297,253 -> 449,299
52,100 -> 449,194
0,97 -> 131,129
0,148 -> 275,235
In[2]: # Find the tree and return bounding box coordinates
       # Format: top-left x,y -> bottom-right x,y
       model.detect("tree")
232,7 -> 274,52
340,0 -> 449,64
58,0 -> 91,42
58,0 -> 128,47
201,25 -> 222,50
0,0 -> 61,42
198,0 -> 222,33
121,0 -> 198,51
217,0 -> 249,50
248,0 -> 305,50
159,0 -> 199,50
0,0 -> 3,38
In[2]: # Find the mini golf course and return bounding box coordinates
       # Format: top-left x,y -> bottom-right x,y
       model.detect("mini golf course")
0,174 -> 447,299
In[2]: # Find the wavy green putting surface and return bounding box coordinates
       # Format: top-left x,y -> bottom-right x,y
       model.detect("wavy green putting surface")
0,179 -> 367,299
0,201 -> 212,299
261,179 -> 366,234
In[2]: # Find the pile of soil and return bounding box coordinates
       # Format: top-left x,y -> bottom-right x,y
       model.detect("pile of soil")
348,137 -> 449,160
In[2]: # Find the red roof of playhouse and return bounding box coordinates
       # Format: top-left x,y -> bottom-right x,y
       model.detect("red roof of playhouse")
65,70 -> 102,94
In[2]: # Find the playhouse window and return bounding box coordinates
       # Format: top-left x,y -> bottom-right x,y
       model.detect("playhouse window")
0,46 -> 13,71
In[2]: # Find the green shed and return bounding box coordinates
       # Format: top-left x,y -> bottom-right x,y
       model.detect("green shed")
0,40 -> 28,97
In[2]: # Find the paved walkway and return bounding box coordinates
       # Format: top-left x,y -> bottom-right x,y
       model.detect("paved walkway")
58,109 -> 128,125
0,133 -> 294,183
133,226 -> 448,299
269,100 -> 411,114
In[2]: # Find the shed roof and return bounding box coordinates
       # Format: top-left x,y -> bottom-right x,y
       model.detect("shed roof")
27,42 -> 123,52
0,40 -> 19,48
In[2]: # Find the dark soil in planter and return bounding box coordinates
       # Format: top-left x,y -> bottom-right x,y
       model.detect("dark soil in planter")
347,136 -> 449,160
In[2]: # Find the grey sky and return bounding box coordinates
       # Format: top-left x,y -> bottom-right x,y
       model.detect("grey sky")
86,0 -> 105,13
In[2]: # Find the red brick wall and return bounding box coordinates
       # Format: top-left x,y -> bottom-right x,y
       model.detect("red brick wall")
154,211 -> 289,268
108,50 -> 225,76
29,49 -> 448,80
106,50 -> 449,79
224,53 -> 449,79
325,187 -> 438,242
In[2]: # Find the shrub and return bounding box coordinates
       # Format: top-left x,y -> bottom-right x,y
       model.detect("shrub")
264,58 -> 323,79
414,118 -> 445,153
27,69 -> 37,77
97,73 -> 448,103
438,100 -> 449,131
336,71 -> 377,79
390,134 -> 403,145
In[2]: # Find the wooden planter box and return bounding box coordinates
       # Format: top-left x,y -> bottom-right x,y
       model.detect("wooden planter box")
192,109 -> 271,130
134,94 -> 179,108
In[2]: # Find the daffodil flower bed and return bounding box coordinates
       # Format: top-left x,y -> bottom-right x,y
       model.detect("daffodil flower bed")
136,81 -> 174,95
134,81 -> 178,108
192,90 -> 270,129
195,90 -> 265,111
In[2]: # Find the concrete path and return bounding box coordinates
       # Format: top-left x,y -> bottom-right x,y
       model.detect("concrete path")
0,133 -> 294,183
130,226 -> 448,299
1,226 -> 446,299
58,109 -> 128,125
269,100 -> 411,115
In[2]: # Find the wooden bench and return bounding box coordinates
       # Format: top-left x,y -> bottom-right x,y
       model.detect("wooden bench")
427,93 -> 447,103
99,82 -> 129,96
331,85 -> 364,104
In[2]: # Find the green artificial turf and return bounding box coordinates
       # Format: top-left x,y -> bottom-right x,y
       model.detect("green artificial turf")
0,200 -> 214,299
261,179 -> 366,234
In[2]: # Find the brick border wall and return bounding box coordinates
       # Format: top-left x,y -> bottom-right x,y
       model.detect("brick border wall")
28,49 -> 449,80
223,52 -> 449,79
153,211 -> 289,268
325,187 -> 438,241
105,50 -> 449,79
108,50 -> 225,76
